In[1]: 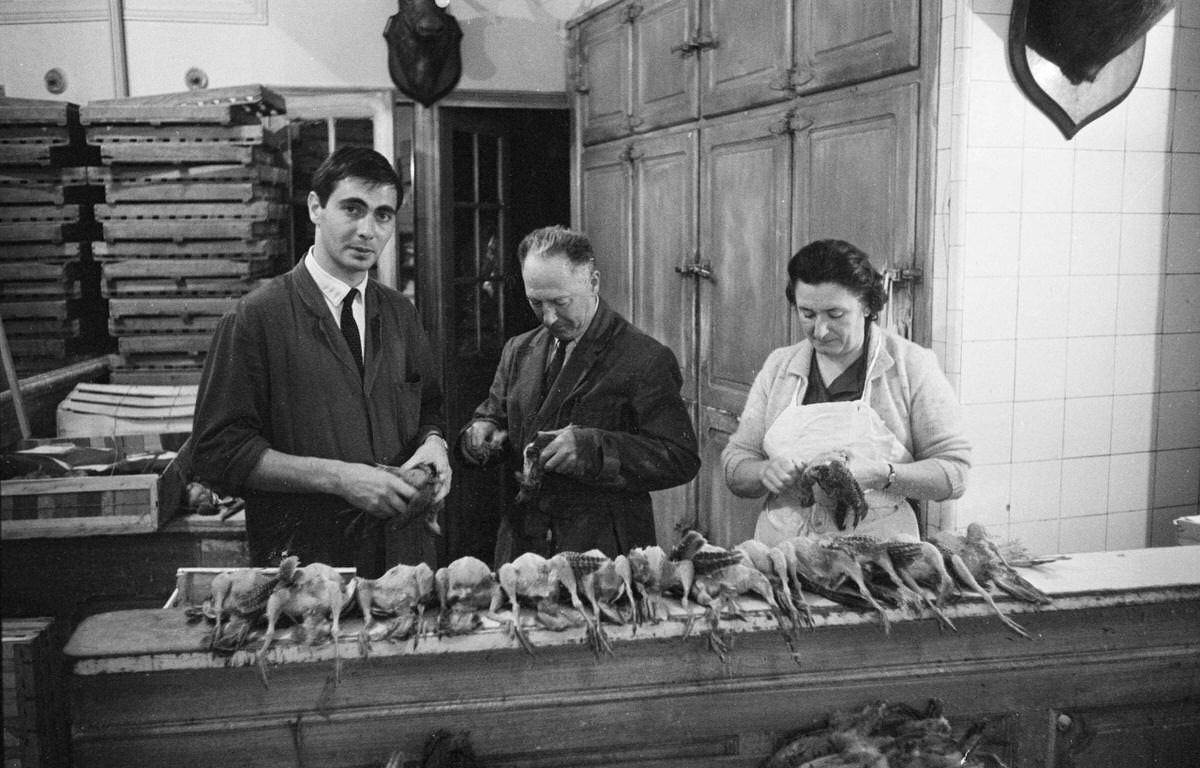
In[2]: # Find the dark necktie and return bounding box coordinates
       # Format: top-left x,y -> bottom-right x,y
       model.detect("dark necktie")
340,288 -> 364,376
542,338 -> 567,398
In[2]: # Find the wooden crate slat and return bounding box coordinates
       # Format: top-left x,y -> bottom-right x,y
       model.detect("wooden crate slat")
0,204 -> 82,223
80,85 -> 285,125
0,221 -> 93,244
101,256 -> 272,279
0,299 -> 73,319
103,180 -> 284,203
0,283 -> 82,301
118,336 -> 211,356
2,316 -> 80,337
107,296 -> 237,317
0,242 -> 83,262
0,260 -> 80,281
108,316 -> 221,335
102,275 -> 258,298
92,238 -> 284,260
91,162 -> 288,185
0,184 -> 67,205
0,125 -> 73,146
0,96 -> 80,125
109,366 -> 203,386
95,200 -> 284,220
86,123 -> 265,146
99,143 -> 280,165
101,218 -> 280,242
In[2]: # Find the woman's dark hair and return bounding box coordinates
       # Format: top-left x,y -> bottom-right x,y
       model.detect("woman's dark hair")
311,146 -> 401,206
785,239 -> 888,320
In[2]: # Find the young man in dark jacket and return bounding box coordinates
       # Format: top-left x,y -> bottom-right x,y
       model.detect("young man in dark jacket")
190,147 -> 449,576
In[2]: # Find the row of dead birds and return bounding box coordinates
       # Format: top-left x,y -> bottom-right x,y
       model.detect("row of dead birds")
189,520 -> 1060,685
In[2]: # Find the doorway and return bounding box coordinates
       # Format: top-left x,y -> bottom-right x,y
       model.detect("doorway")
429,106 -> 571,563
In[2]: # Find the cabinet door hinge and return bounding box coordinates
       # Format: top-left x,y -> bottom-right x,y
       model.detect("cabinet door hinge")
622,3 -> 643,23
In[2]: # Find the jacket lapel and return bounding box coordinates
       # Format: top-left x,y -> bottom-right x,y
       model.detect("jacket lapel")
532,299 -> 618,428
292,261 -> 363,383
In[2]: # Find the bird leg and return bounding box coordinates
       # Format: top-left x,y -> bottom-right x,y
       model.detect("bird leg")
583,579 -> 614,658
836,560 -> 892,635
947,554 -> 1031,639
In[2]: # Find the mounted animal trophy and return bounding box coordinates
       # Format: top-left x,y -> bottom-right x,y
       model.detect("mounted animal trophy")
384,0 -> 464,107
1009,0 -> 1176,139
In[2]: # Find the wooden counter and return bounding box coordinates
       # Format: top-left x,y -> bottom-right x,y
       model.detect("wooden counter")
65,547 -> 1200,768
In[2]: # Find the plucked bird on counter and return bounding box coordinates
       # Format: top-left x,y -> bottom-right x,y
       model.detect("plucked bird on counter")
796,456 -> 869,531
187,566 -> 280,654
672,530 -> 796,662
627,545 -> 694,624
434,556 -> 500,636
932,524 -> 1053,639
256,557 -> 355,687
356,562 -> 435,655
555,549 -> 636,657
490,551 -> 580,655
735,538 -> 814,632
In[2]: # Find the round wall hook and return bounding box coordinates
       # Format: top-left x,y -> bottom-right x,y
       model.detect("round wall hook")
44,68 -> 67,95
185,67 -> 209,91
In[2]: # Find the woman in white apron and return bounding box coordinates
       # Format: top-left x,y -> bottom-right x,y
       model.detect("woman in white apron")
722,240 -> 971,546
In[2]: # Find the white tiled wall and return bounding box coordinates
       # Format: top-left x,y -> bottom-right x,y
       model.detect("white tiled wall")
930,0 -> 1200,552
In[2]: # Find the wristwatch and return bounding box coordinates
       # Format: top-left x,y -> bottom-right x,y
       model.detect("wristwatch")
881,462 -> 896,491
423,432 -> 449,453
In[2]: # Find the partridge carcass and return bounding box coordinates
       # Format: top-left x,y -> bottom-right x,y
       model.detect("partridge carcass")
434,556 -> 500,636
883,536 -> 958,633
489,551 -> 580,655
828,535 -> 927,616
556,549 -> 636,657
777,534 -> 893,633
257,557 -> 355,686
933,524 -> 1048,639
673,531 -> 794,662
379,462 -> 444,536
796,457 -> 869,531
356,562 -> 435,655
187,566 -> 279,654
514,431 -> 557,504
735,538 -> 814,632
627,545 -> 694,624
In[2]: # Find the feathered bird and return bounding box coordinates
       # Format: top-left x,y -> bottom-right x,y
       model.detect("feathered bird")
556,549 -> 635,657
796,457 -> 869,531
627,545 -> 694,624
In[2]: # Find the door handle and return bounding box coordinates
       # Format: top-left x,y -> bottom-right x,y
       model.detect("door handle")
675,262 -> 714,281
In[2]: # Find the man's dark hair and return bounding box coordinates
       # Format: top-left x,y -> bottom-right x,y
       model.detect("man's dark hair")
517,225 -> 594,266
785,239 -> 888,320
311,146 -> 401,206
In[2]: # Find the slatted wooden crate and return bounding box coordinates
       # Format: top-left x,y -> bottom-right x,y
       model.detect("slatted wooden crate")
102,274 -> 259,298
0,299 -> 75,322
99,217 -> 282,242
0,473 -> 160,538
100,255 -> 274,283
1,617 -> 70,768
0,167 -> 95,205
109,361 -> 205,386
107,296 -> 238,329
91,162 -> 288,187
0,261 -> 82,301
80,85 -> 286,126
92,237 -> 284,261
0,242 -> 83,264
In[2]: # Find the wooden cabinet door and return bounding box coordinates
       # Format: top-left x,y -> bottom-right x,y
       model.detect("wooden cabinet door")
695,105 -> 793,544
629,127 -> 698,547
791,81 -> 918,333
792,0 -> 920,95
696,407 -> 762,546
632,0 -> 698,134
698,104 -> 793,418
579,138 -> 634,320
575,2 -> 633,146
700,0 -> 793,118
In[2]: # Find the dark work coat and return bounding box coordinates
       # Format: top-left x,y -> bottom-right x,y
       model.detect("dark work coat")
462,299 -> 700,560
189,260 -> 445,577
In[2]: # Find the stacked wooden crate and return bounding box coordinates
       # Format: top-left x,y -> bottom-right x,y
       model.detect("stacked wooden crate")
0,97 -> 104,378
2,617 -> 69,768
81,86 -> 290,385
